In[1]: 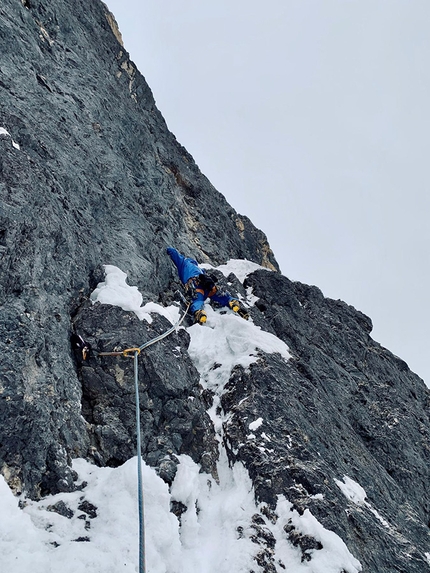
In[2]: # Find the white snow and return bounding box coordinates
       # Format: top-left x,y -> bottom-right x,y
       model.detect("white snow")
335,475 -> 390,529
334,476 -> 367,505
90,265 -> 180,324
187,305 -> 290,390
0,260 -> 364,573
0,126 -> 20,150
268,496 -> 362,573
249,417 -> 263,431
202,258 -> 270,284
245,286 -> 260,307
169,452 -> 259,572
1,455 -> 362,573
1,458 -> 182,573
186,304 -> 290,434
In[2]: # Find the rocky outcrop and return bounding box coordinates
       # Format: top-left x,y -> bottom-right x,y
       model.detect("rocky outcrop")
223,270 -> 430,572
0,0 -> 275,498
73,300 -> 218,482
0,1 -> 429,571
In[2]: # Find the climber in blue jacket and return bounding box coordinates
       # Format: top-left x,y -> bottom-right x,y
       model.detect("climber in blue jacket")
166,247 -> 249,324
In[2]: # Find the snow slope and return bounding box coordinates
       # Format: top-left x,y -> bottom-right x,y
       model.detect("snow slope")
0,262 -> 362,573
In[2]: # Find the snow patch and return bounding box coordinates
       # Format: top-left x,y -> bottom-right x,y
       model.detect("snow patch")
187,305 -> 290,432
335,475 -> 367,505
0,456 -> 363,573
245,286 -> 259,307
0,126 -> 20,150
90,265 -> 180,324
169,452 -> 260,571
187,305 -> 290,394
202,258 -> 270,284
269,496 -> 362,572
2,459 -> 182,573
335,476 -> 390,529
249,417 -> 263,431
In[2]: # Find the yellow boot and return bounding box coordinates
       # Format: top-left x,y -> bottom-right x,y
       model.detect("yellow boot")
228,300 -> 249,320
194,309 -> 207,324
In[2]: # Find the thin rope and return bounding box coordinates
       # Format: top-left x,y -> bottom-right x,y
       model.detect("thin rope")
132,302 -> 190,573
96,303 -> 190,358
97,302 -> 190,572
138,303 -> 190,351
134,349 -> 146,573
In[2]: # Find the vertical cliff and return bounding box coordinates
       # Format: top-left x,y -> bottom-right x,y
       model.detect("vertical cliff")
0,0 -> 275,497
0,1 -> 429,572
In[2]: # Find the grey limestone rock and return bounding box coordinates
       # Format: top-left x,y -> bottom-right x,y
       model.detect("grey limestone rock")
0,0 -> 429,571
221,270 -> 430,572
0,0 -> 275,497
72,300 -> 218,481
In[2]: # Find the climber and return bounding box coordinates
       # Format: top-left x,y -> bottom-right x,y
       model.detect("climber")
166,246 -> 249,324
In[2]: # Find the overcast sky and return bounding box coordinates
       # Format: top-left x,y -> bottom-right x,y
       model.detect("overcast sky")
105,0 -> 430,386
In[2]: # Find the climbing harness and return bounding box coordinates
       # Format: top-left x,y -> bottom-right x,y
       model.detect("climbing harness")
97,302 -> 190,573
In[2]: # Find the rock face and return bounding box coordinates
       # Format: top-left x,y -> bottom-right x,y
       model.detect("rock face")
227,271 -> 430,572
73,300 -> 218,482
0,0 -> 276,498
0,1 -> 429,572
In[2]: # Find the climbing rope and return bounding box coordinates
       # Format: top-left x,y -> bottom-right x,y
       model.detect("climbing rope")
134,349 -> 145,573
98,302 -> 190,573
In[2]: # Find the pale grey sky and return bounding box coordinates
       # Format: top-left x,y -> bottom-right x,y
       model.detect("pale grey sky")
106,0 -> 430,386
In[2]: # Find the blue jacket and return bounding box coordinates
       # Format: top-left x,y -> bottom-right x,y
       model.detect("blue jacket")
166,247 -> 204,285
167,246 -> 234,313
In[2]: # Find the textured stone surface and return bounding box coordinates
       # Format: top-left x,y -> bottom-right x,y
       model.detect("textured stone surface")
0,1 -> 429,571
72,300 -> 218,481
0,0 -> 275,498
223,270 -> 430,572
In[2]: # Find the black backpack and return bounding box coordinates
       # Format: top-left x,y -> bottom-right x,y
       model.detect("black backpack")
197,272 -> 217,291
